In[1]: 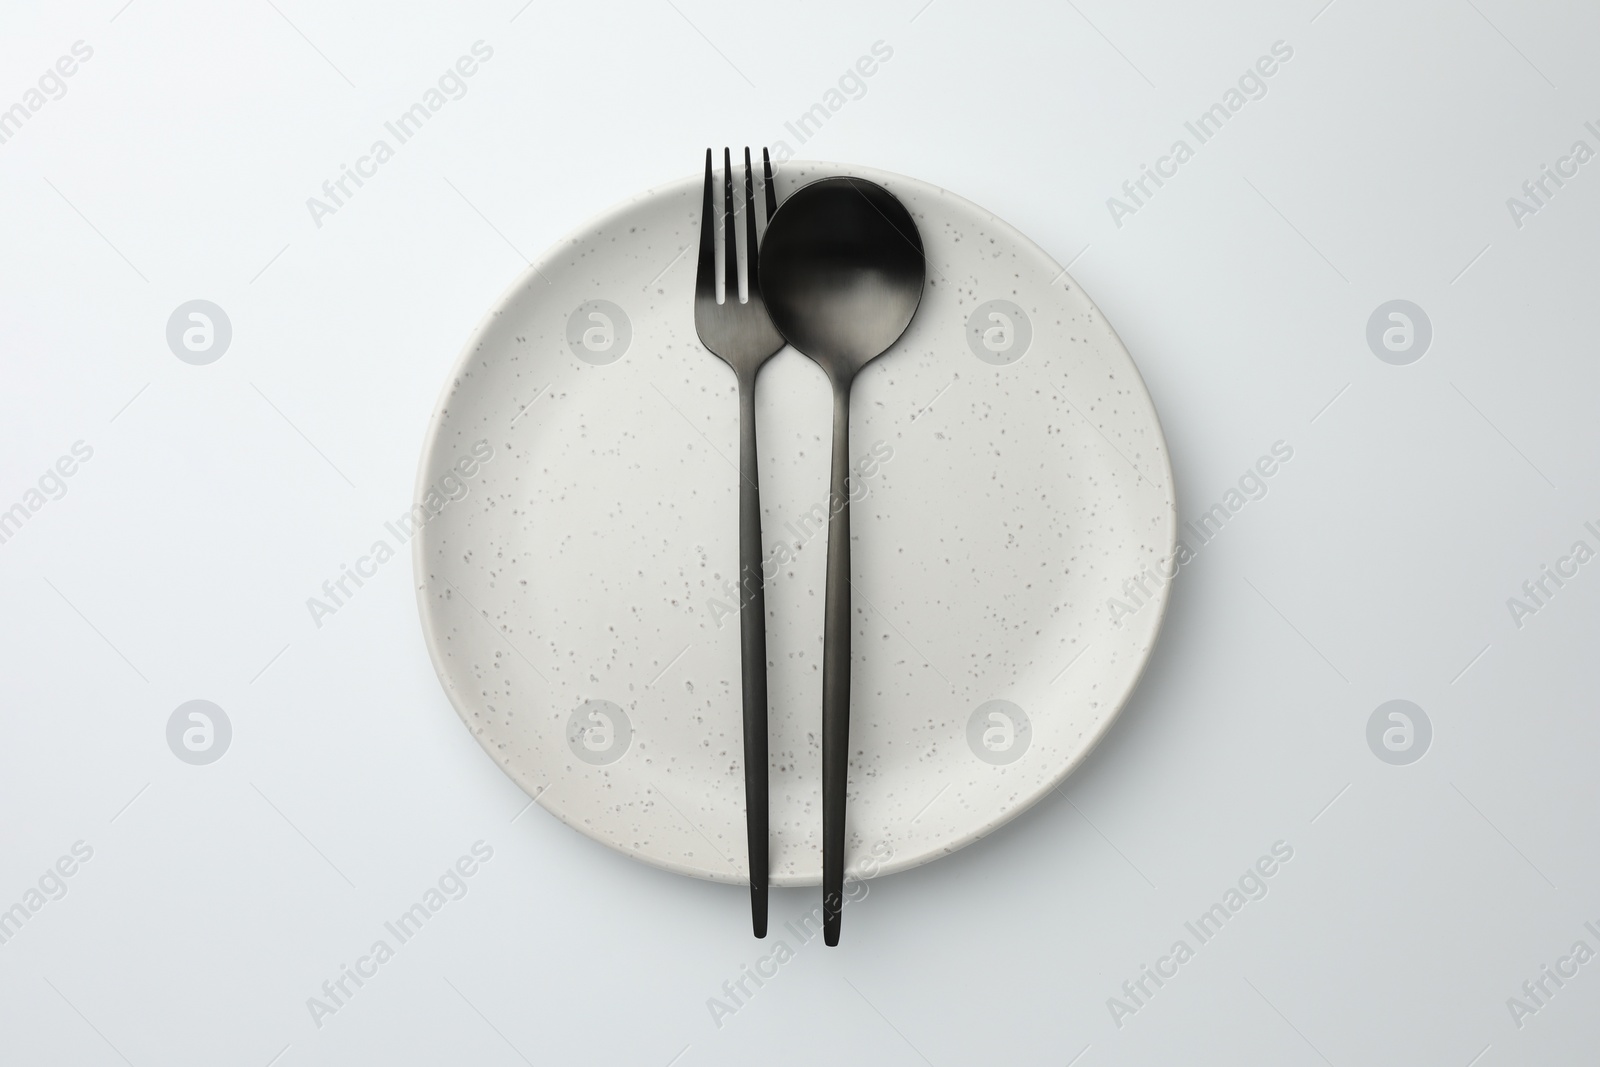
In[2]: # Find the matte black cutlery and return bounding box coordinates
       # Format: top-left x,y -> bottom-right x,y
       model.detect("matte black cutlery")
758,176 -> 926,945
692,147 -> 785,937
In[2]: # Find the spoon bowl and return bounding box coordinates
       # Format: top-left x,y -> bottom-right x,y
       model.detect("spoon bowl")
759,177 -> 925,383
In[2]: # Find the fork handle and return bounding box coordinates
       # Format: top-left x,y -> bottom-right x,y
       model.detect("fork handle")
737,373 -> 770,938
821,377 -> 853,946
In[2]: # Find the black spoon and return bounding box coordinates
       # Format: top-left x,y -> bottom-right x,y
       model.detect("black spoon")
758,176 -> 925,945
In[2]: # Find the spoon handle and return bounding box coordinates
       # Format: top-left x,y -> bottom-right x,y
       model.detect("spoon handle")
822,379 -> 852,946
737,374 -> 769,938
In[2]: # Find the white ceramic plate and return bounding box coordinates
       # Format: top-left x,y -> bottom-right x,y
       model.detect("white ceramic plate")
414,161 -> 1175,886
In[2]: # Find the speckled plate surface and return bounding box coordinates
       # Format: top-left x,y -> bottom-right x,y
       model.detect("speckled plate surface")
414,161 -> 1175,887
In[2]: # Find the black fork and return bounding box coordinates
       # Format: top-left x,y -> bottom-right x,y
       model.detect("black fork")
691,148 -> 785,936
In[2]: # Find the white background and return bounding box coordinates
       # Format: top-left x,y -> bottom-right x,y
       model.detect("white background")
2,0 -> 1598,1064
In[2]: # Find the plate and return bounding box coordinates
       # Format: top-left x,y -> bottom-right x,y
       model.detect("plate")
413,161 -> 1175,886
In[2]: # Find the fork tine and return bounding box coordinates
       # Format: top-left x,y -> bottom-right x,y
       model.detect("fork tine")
743,148 -> 762,298
696,148 -> 715,303
723,147 -> 738,303
762,147 -> 777,222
